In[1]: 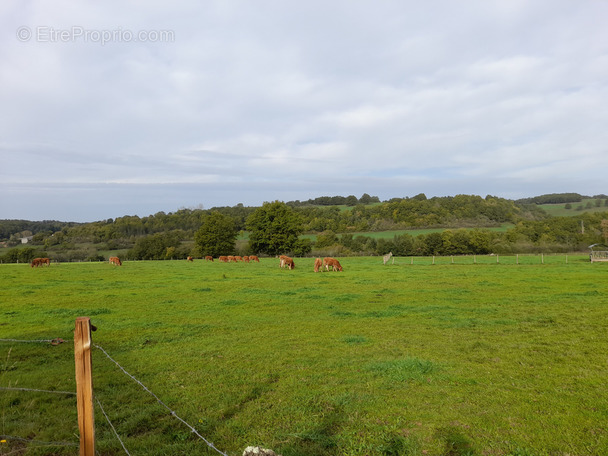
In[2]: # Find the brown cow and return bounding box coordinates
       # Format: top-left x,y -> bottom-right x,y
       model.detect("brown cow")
314,257 -> 323,272
30,258 -> 42,267
187,256 -> 194,262
249,255 -> 260,262
243,256 -> 250,263
280,255 -> 295,270
109,256 -> 122,266
205,256 -> 214,262
30,257 -> 50,267
234,256 -> 243,262
218,256 -> 228,262
227,255 -> 235,262
323,257 -> 342,272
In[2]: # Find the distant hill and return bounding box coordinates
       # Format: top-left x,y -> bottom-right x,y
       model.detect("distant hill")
538,198 -> 608,217
516,192 -> 608,205
516,193 -> 585,204
2,192 -> 608,262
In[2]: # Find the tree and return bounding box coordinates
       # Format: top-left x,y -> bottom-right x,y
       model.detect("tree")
345,195 -> 358,206
128,231 -> 184,260
246,201 -> 303,255
315,231 -> 338,248
194,211 -> 237,257
359,193 -> 373,204
601,220 -> 608,244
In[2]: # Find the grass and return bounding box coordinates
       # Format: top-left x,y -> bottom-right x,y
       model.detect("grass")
538,198 -> 608,217
1,257 -> 607,455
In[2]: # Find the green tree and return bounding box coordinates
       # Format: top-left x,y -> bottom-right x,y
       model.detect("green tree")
345,195 -> 358,206
194,211 -> 237,257
246,201 -> 303,255
292,238 -> 313,256
315,231 -> 338,248
128,231 -> 184,260
424,232 -> 443,255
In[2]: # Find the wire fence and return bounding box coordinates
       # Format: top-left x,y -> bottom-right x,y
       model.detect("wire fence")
0,336 -> 229,455
385,253 -> 589,265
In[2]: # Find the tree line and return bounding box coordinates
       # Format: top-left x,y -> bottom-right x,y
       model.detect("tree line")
515,192 -> 608,205
2,194 -> 608,263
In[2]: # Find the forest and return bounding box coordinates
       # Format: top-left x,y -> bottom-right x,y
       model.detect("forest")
2,193 -> 608,263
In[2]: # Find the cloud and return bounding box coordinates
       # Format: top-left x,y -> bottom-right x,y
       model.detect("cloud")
1,0 -> 607,221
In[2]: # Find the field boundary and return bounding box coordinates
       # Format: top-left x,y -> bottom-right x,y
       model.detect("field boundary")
386,253 -> 588,265
0,320 -> 229,456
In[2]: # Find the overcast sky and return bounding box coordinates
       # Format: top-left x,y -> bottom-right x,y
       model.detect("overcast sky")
1,1 -> 607,222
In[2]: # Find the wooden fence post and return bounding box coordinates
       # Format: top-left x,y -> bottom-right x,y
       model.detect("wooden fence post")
74,317 -> 95,456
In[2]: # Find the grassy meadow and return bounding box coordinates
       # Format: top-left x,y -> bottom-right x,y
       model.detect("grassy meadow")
1,257 -> 607,455
538,199 -> 608,217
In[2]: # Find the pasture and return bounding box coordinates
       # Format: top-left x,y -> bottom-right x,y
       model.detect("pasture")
538,199 -> 608,217
1,257 -> 607,455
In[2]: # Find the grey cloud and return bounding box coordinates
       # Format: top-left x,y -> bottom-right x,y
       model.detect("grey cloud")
1,0 -> 607,221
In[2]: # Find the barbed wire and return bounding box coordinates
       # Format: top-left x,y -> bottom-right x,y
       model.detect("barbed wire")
93,343 -> 229,456
96,397 -> 131,455
0,434 -> 78,448
0,338 -> 69,344
0,386 -> 76,395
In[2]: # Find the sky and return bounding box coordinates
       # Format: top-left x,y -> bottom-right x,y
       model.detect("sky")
1,1 -> 607,222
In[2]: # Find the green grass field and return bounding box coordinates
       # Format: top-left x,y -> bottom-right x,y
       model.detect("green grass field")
1,257 -> 607,455
539,199 -> 608,217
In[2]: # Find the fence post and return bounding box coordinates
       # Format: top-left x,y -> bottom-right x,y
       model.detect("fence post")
74,317 -> 95,456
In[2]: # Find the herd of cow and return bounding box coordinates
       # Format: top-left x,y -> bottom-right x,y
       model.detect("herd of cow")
30,254 -> 344,272
280,255 -> 343,272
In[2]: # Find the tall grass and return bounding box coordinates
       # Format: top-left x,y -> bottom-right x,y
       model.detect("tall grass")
1,257 -> 607,455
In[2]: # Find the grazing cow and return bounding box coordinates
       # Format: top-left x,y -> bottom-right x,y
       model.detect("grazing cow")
219,256 -> 228,263
234,256 -> 243,262
187,256 -> 194,262
109,256 -> 122,266
249,255 -> 260,262
280,255 -> 295,270
205,256 -> 214,262
323,257 -> 343,272
227,255 -> 235,262
243,256 -> 250,263
30,258 -> 42,267
31,257 -> 50,267
383,252 -> 393,265
314,257 -> 323,272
